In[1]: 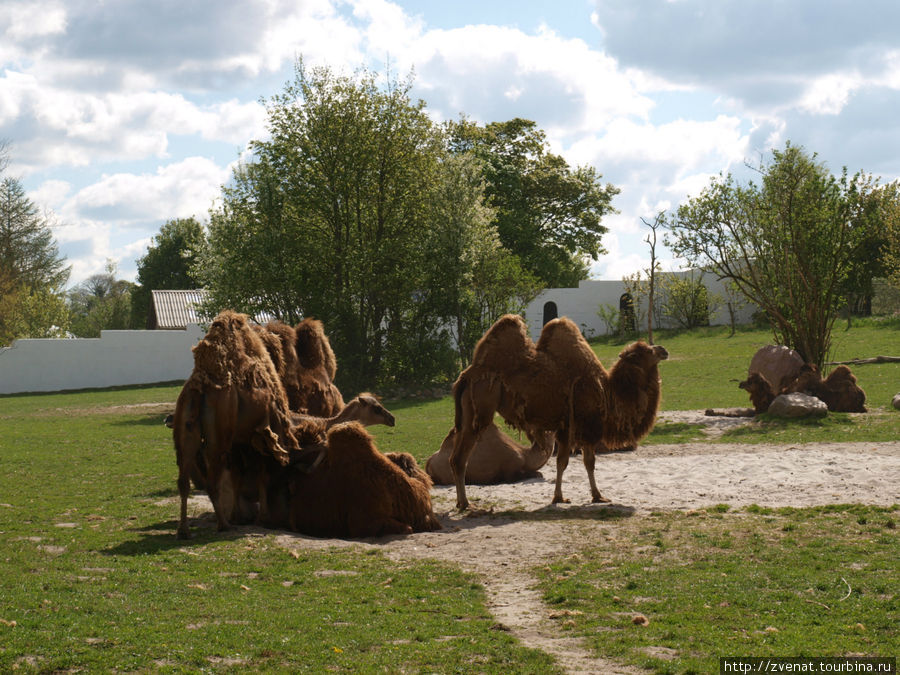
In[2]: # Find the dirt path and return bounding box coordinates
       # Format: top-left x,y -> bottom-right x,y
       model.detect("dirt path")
203,411 -> 900,674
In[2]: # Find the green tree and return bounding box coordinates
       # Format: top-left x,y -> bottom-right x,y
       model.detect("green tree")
665,143 -> 883,369
422,153 -> 539,368
0,169 -> 71,344
659,271 -> 719,329
131,217 -> 207,327
68,261 -> 134,337
200,62 -> 445,389
449,117 -> 619,288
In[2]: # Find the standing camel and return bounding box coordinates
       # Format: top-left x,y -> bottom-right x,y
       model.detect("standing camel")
450,315 -> 668,510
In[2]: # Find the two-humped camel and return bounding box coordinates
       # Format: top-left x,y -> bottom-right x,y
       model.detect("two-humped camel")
450,314 -> 668,510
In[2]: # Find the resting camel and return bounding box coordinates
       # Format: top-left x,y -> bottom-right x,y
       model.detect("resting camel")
276,422 -> 442,538
173,310 -> 300,539
450,314 -> 668,510
738,372 -> 777,414
783,364 -> 867,413
426,423 -> 554,485
183,393 -> 397,532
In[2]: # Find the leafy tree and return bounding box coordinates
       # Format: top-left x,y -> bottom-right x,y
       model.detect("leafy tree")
665,143 -> 886,369
421,153 -> 539,368
200,62 -> 445,389
448,117 -> 619,288
131,217 -> 207,327
0,164 -> 71,344
659,271 -> 719,329
68,261 -> 135,337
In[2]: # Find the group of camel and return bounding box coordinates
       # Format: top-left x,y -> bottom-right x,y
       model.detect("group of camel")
172,310 -> 440,539
738,344 -> 867,414
172,310 -> 671,539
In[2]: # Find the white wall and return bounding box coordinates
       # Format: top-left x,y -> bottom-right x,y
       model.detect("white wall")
0,325 -> 205,395
524,274 -> 757,340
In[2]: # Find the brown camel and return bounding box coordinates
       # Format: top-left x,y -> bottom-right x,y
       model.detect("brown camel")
253,321 -> 304,412
450,314 -> 668,510
183,393 -> 398,532
293,318 -> 344,416
783,364 -> 867,412
426,423 -> 554,485
738,372 -> 777,414
172,310 -> 300,539
277,422 -> 442,538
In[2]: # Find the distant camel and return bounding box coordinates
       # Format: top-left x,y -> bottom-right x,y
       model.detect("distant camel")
738,372 -> 777,414
783,364 -> 867,413
426,423 -> 554,485
450,315 -> 667,510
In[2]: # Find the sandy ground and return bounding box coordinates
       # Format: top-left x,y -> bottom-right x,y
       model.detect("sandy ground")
182,411 -> 900,675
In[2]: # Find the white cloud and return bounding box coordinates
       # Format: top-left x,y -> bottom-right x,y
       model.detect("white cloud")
68,156 -> 229,224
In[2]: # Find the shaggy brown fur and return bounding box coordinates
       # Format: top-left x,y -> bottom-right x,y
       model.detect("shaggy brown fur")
451,314 -> 668,510
783,364 -> 867,412
283,422 -> 442,538
426,424 -> 554,485
293,318 -> 344,416
173,310 -> 300,538
738,372 -> 777,414
254,321 -> 304,412
189,393 -> 398,531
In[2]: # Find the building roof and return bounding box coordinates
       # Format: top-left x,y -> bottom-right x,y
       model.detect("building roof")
150,289 -> 208,330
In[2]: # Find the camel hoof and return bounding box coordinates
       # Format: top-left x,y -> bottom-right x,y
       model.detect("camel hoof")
551,497 -> 571,504
592,495 -> 612,504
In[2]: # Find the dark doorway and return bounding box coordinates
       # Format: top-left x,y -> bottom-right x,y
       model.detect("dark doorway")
543,301 -> 558,325
619,293 -> 635,333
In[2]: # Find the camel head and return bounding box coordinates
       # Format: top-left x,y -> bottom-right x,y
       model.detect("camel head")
338,393 -> 396,427
618,341 -> 668,366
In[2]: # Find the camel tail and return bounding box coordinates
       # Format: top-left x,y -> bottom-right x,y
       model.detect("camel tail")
452,370 -> 469,433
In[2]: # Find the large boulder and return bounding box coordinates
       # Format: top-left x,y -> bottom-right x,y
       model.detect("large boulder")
748,345 -> 804,393
892,393 -> 900,411
767,392 -> 828,419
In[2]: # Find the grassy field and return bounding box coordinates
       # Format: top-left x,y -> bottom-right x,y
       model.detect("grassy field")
0,320 -> 897,671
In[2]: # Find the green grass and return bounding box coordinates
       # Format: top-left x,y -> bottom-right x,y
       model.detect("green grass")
535,505 -> 899,673
0,405 -> 557,672
0,320 -> 897,671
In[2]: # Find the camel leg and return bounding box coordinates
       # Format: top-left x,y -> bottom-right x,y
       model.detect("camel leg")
552,440 -> 572,504
450,424 -> 480,511
450,376 -> 499,511
202,399 -> 235,532
177,468 -> 192,539
582,446 -> 610,503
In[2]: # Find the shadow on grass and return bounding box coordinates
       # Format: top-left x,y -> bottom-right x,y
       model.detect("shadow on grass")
100,515 -> 244,556
107,413 -> 171,427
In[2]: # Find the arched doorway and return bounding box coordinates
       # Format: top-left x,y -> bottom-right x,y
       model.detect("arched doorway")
619,293 -> 635,333
543,301 -> 558,325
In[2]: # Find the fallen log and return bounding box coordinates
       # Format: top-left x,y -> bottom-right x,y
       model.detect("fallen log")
825,356 -> 900,366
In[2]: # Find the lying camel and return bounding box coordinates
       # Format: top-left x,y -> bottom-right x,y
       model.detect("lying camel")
451,314 -> 667,510
783,364 -> 867,413
426,423 -> 554,485
738,372 -> 777,414
268,422 -> 442,538
188,393 -> 397,532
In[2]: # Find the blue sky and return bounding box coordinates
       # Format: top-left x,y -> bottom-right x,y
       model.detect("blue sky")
2,0 -> 900,288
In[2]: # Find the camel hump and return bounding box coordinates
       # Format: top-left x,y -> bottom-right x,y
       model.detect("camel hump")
471,314 -> 536,371
295,318 -> 338,379
536,316 -> 602,374
325,421 -> 374,460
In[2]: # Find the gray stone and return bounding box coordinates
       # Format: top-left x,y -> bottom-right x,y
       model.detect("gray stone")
892,393 -> 900,411
767,392 -> 828,418
749,345 -> 804,392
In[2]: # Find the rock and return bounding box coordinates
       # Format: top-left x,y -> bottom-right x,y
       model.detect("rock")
767,393 -> 828,418
749,345 -> 804,392
893,393 -> 900,411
